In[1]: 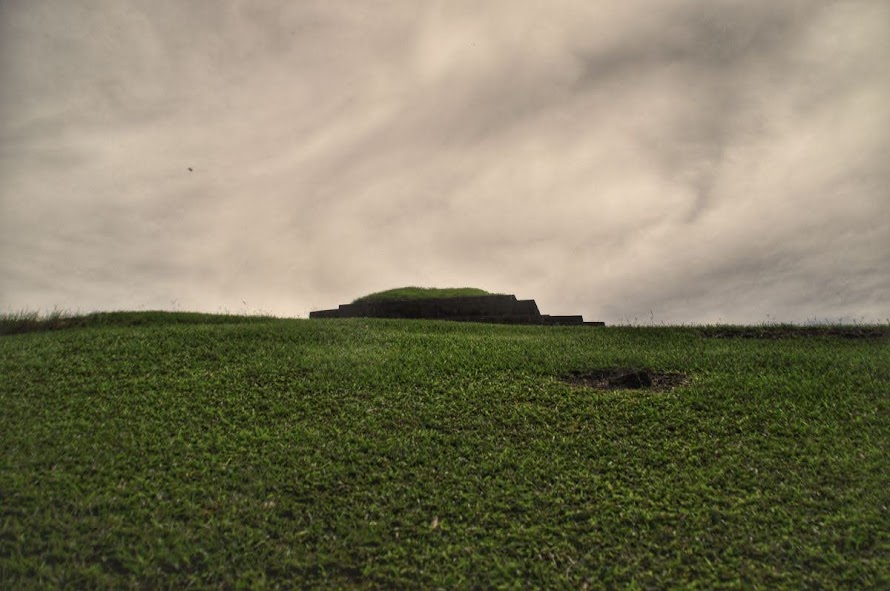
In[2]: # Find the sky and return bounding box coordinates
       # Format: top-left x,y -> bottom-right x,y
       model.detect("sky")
2,0 -> 888,324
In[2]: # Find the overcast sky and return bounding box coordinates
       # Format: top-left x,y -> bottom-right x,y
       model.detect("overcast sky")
2,0 -> 888,324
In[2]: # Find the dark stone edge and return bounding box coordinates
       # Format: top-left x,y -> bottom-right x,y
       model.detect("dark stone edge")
310,294 -> 604,326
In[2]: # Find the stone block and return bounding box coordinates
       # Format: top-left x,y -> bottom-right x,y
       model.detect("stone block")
309,294 -> 603,326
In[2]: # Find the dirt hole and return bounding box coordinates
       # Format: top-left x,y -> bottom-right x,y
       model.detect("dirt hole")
560,368 -> 688,391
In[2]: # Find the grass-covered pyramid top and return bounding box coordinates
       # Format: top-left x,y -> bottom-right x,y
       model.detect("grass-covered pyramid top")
351,286 -> 495,304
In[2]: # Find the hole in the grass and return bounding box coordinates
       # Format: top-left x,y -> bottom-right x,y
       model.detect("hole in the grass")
560,368 -> 688,391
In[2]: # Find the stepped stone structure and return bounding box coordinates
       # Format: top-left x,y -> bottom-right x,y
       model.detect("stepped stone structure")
310,294 -> 604,326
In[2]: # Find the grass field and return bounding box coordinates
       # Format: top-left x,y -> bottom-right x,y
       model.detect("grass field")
1,312 -> 888,588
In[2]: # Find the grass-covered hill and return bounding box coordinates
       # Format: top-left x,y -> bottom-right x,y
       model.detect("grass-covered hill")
351,286 -> 495,303
1,312 -> 888,588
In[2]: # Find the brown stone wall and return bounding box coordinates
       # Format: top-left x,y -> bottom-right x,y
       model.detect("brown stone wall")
309,294 -> 602,325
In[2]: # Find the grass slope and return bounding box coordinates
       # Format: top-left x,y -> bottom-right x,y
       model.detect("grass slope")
0,310 -> 276,336
351,286 -> 494,304
1,313 -> 888,588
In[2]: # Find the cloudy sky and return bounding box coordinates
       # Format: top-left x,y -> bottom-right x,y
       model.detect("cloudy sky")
2,0 -> 888,324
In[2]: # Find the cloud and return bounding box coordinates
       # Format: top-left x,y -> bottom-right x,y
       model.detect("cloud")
1,0 -> 888,322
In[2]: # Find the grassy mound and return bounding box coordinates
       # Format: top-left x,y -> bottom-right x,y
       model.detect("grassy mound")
351,286 -> 495,304
0,310 -> 275,336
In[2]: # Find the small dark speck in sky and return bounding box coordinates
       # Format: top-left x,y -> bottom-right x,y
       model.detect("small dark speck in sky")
188,167 -> 193,172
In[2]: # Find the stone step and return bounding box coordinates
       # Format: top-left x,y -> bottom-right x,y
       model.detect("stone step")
540,315 -> 585,325
309,294 -> 605,326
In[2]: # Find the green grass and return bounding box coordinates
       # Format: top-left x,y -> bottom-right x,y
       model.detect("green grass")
351,286 -> 495,304
2,312 -> 888,589
0,310 -> 276,336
